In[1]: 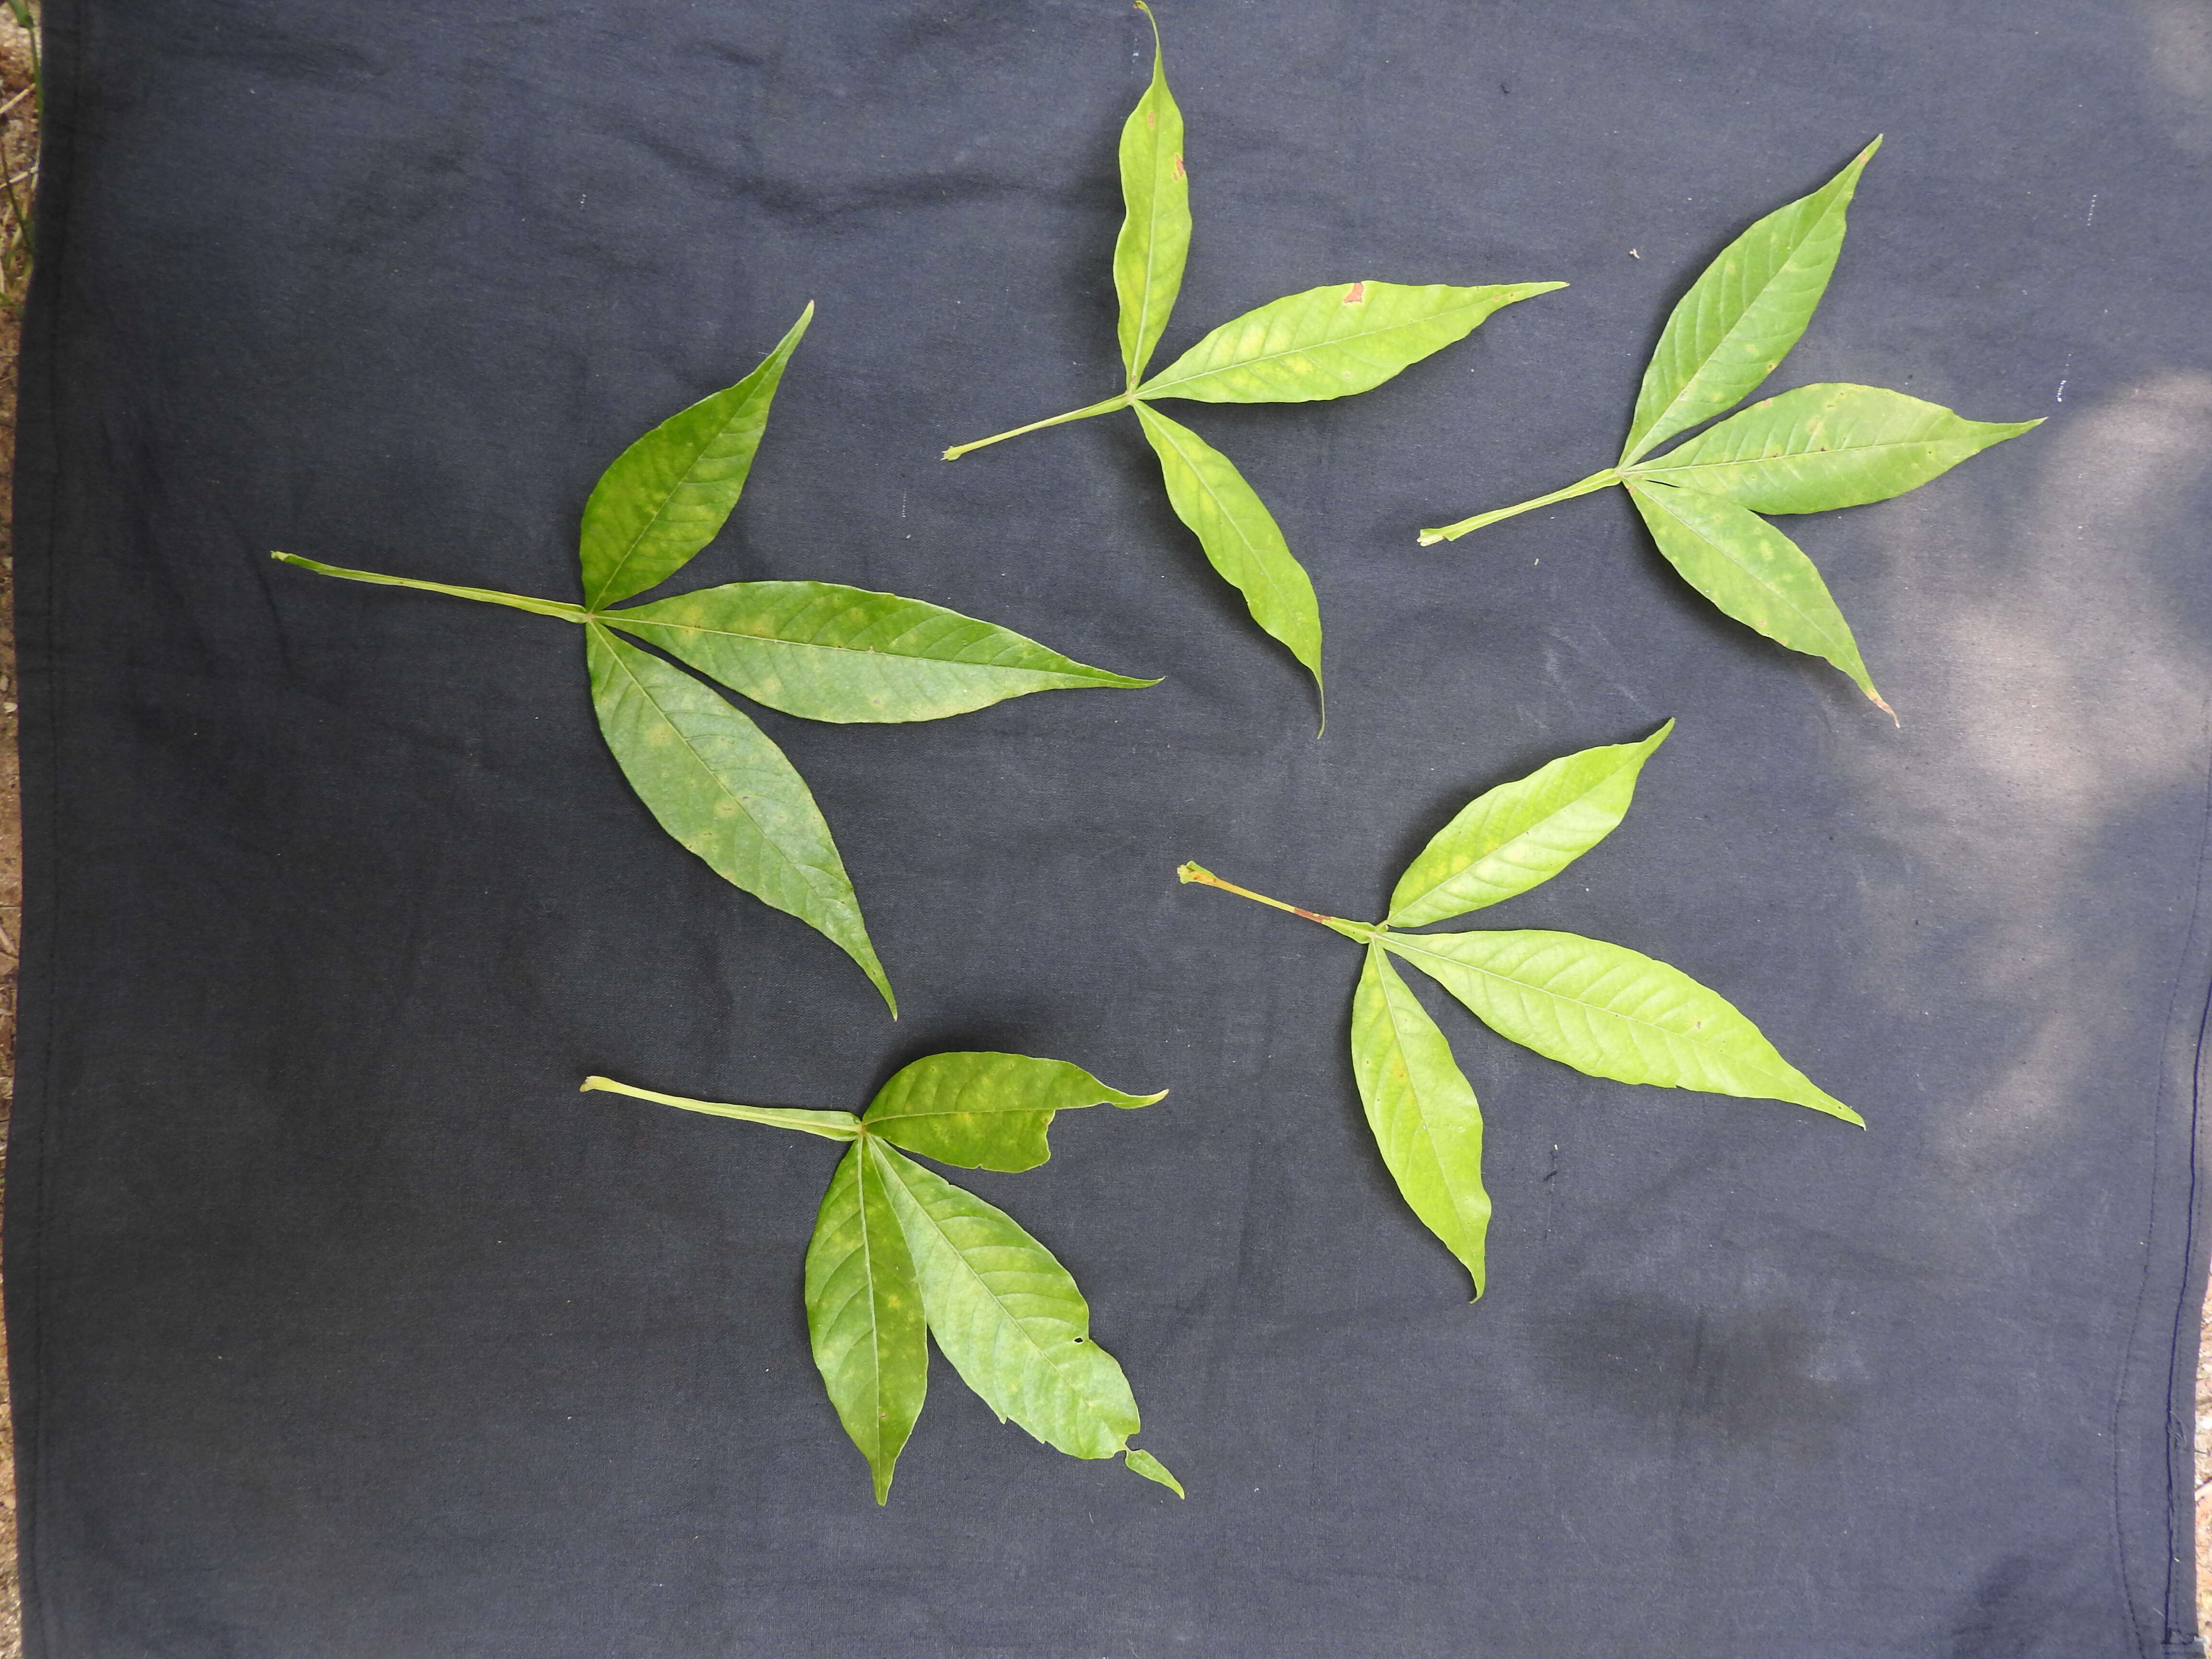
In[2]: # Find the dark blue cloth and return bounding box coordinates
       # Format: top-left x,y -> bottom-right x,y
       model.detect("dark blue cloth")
12,1 -> 2211,1654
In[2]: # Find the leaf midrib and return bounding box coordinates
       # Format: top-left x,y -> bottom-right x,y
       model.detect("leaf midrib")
1628,197 -> 1846,460
1135,409 -> 1305,621
1640,434 -> 1956,477
1371,950 -> 1484,1239
610,613 -> 1096,677
1628,483 -> 1852,656
1138,293 -> 1491,397
589,411 -> 761,610
879,1146 -> 1129,1436
594,626 -> 852,906
1382,932 -> 1810,1095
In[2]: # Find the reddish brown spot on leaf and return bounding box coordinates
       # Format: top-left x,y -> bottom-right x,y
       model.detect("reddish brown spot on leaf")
1146,109 -> 1156,131
1344,282 -> 1368,304
1171,153 -> 1184,180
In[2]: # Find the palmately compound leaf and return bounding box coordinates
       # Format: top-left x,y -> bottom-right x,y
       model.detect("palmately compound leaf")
1177,722 -> 1861,1298
272,309 -> 1155,1015
581,1061 -> 1178,1504
941,6 -> 1560,721
862,1051 -> 1165,1174
1419,142 -> 2039,721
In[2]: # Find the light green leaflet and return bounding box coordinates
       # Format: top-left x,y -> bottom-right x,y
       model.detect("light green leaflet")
272,306 -> 1155,1014
1178,721 -> 1860,1299
582,1054 -> 1180,1504
1419,141 -> 2040,721
942,3 -> 1561,723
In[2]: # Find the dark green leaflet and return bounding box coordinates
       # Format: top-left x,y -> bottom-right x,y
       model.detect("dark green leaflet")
272,309 -> 1155,1014
583,1056 -> 1182,1504
1179,723 -> 1860,1299
1420,144 -> 2039,720
942,5 -> 1560,723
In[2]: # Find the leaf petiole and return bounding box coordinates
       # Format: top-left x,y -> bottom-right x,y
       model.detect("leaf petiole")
1176,862 -> 1374,942
270,552 -> 589,623
1416,469 -> 1623,545
941,394 -> 1136,460
581,1075 -> 864,1141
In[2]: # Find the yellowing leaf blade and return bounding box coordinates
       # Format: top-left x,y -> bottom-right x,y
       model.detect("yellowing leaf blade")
874,1142 -> 1143,1461
579,306 -> 812,609
1622,142 -> 1878,466
1386,721 -> 1674,928
1132,402 -> 1323,705
1383,929 -> 1861,1124
1113,7 -> 1189,385
861,1051 -> 1164,1173
1351,945 -> 1491,1298
804,1143 -> 928,1504
604,581 -> 1156,724
1625,479 -> 1888,712
1135,280 -> 1563,405
1634,382 -> 2041,514
584,624 -> 893,1013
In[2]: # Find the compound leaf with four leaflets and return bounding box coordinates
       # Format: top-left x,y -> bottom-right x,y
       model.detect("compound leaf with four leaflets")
582,1057 -> 1180,1504
274,310 -> 1155,1015
1179,722 -> 1861,1299
1420,143 -> 2039,720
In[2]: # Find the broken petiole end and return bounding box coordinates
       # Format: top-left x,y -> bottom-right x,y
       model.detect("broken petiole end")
940,394 -> 1135,461
1418,468 -> 1625,544
1177,863 -> 1371,939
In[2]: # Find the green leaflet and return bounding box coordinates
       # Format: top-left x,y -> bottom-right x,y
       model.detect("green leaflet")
585,623 -> 892,1010
580,305 -> 811,610
1351,946 -> 1491,1298
805,1142 -> 927,1504
272,310 -> 1153,1013
862,1051 -> 1165,1173
1386,720 -> 1672,928
1378,929 -> 1860,1123
1625,480 -> 1887,713
1113,2 -> 1188,385
1178,724 -> 1860,1297
1135,281 -> 1564,406
1622,143 -> 1875,466
876,1142 -> 1144,1458
605,580 -> 1156,724
580,1058 -> 1177,1503
1634,383 -> 2043,513
941,13 -> 1559,717
1135,403 -> 1325,711
1420,141 -> 2038,719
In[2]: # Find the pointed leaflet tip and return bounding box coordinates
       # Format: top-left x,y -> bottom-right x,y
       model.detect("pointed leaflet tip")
1124,1448 -> 1185,1497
